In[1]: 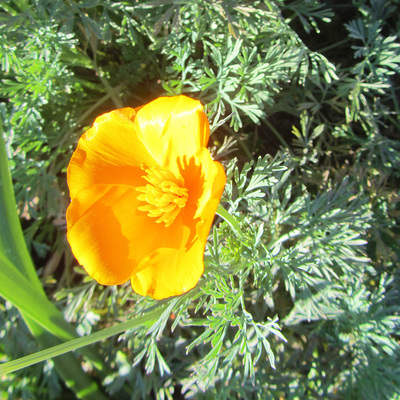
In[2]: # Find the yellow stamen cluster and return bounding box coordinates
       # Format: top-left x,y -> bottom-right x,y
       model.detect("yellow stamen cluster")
137,165 -> 188,227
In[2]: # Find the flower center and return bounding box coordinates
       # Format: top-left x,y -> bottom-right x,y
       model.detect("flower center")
136,165 -> 188,227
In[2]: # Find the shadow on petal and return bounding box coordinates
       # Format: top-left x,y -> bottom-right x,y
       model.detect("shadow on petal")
131,238 -> 204,299
67,187 -> 135,285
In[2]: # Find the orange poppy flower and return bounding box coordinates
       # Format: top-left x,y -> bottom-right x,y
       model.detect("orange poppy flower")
66,95 -> 226,299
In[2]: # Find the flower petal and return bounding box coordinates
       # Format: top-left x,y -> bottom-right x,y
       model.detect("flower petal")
68,107 -> 155,198
180,148 -> 227,242
130,236 -> 204,299
133,95 -> 209,170
130,150 -> 226,299
67,184 -> 185,286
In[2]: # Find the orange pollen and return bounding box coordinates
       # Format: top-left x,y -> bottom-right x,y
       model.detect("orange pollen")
136,165 -> 188,227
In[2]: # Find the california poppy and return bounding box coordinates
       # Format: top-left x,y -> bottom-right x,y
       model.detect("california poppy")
66,95 -> 226,299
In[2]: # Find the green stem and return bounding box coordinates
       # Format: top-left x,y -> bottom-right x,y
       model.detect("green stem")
97,73 -> 124,109
92,58 -> 124,109
317,38 -> 349,54
216,204 -> 245,239
263,119 -> 292,151
0,305 -> 166,375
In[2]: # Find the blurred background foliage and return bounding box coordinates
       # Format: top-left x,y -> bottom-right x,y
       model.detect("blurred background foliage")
1,0 -> 399,399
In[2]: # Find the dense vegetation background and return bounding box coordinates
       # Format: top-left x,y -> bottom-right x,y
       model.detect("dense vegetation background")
1,0 -> 399,399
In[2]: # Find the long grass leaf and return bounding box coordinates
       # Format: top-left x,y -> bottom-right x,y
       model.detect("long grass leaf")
0,305 -> 166,375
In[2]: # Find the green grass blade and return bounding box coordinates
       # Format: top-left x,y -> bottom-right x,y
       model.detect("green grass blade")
0,252 -> 77,341
0,135 -> 108,366
23,316 -> 108,400
0,134 -> 44,294
0,305 -> 166,375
